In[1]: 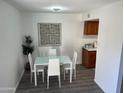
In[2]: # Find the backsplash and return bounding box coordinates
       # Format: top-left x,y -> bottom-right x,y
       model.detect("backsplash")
83,41 -> 97,48
84,43 -> 93,48
80,38 -> 97,52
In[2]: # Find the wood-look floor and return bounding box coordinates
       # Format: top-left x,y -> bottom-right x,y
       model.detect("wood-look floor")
16,65 -> 104,93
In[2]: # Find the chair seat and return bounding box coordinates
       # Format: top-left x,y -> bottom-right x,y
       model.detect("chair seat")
64,67 -> 72,70
63,64 -> 72,70
32,66 -> 44,72
37,69 -> 44,72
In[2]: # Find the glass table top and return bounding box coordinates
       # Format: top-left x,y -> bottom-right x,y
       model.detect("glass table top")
35,56 -> 72,65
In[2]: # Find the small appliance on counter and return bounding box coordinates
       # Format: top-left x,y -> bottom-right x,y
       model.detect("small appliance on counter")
93,41 -> 97,48
83,41 -> 97,51
84,43 -> 94,48
84,41 -> 97,49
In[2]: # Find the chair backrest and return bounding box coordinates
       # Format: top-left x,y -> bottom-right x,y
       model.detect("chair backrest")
28,53 -> 33,72
49,49 -> 57,56
73,51 -> 78,69
39,47 -> 46,56
48,59 -> 60,76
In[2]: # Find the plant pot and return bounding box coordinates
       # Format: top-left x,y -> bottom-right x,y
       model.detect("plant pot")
25,62 -> 30,71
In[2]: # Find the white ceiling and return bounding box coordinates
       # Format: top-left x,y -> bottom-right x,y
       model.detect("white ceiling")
5,0 -> 120,13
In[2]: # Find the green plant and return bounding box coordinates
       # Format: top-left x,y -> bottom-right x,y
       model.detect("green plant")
22,36 -> 34,55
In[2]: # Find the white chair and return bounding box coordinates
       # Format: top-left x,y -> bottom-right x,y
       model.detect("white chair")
63,51 -> 77,80
49,48 -> 57,56
28,53 -> 44,83
39,47 -> 46,56
47,59 -> 61,89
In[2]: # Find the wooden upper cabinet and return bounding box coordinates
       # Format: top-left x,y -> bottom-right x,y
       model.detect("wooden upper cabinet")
84,20 -> 99,35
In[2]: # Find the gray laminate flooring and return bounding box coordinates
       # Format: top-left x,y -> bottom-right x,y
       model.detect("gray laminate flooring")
16,65 -> 104,93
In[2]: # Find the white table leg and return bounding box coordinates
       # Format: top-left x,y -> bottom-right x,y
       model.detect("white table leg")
34,65 -> 37,86
70,63 -> 72,83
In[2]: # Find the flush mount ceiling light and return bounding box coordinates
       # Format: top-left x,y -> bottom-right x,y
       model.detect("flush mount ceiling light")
52,8 -> 61,12
44,6 -> 68,12
51,6 -> 63,12
45,6 -> 67,12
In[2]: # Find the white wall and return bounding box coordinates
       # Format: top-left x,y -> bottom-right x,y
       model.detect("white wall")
0,1 -> 24,93
83,1 -> 122,93
22,13 -> 98,64
0,0 -> 122,93
22,13 -> 83,63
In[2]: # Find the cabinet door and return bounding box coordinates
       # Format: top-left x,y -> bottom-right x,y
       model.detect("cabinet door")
84,21 -> 99,35
82,48 -> 90,68
89,51 -> 96,68
84,21 -> 88,35
82,48 -> 96,68
93,21 -> 99,35
82,48 -> 85,65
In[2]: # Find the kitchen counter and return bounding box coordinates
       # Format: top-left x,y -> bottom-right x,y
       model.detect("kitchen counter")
83,47 -> 97,51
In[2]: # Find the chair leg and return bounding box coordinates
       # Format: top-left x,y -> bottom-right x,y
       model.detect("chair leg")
42,71 -> 44,83
74,69 -> 76,80
30,72 -> 32,83
66,70 -> 68,74
64,70 -> 65,80
58,75 -> 61,88
47,76 -> 49,89
37,72 -> 39,75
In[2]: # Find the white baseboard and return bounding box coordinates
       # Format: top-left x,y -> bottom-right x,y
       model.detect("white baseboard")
94,78 -> 105,93
0,70 -> 24,93
0,88 -> 15,93
14,70 -> 25,93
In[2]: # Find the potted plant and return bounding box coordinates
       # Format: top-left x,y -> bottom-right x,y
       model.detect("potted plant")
22,35 -> 34,71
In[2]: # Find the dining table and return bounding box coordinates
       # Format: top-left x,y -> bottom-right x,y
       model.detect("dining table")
34,56 -> 73,86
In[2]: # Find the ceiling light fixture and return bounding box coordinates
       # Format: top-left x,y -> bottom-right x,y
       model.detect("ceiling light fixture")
51,6 -> 62,12
52,8 -> 61,12
45,6 -> 67,12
